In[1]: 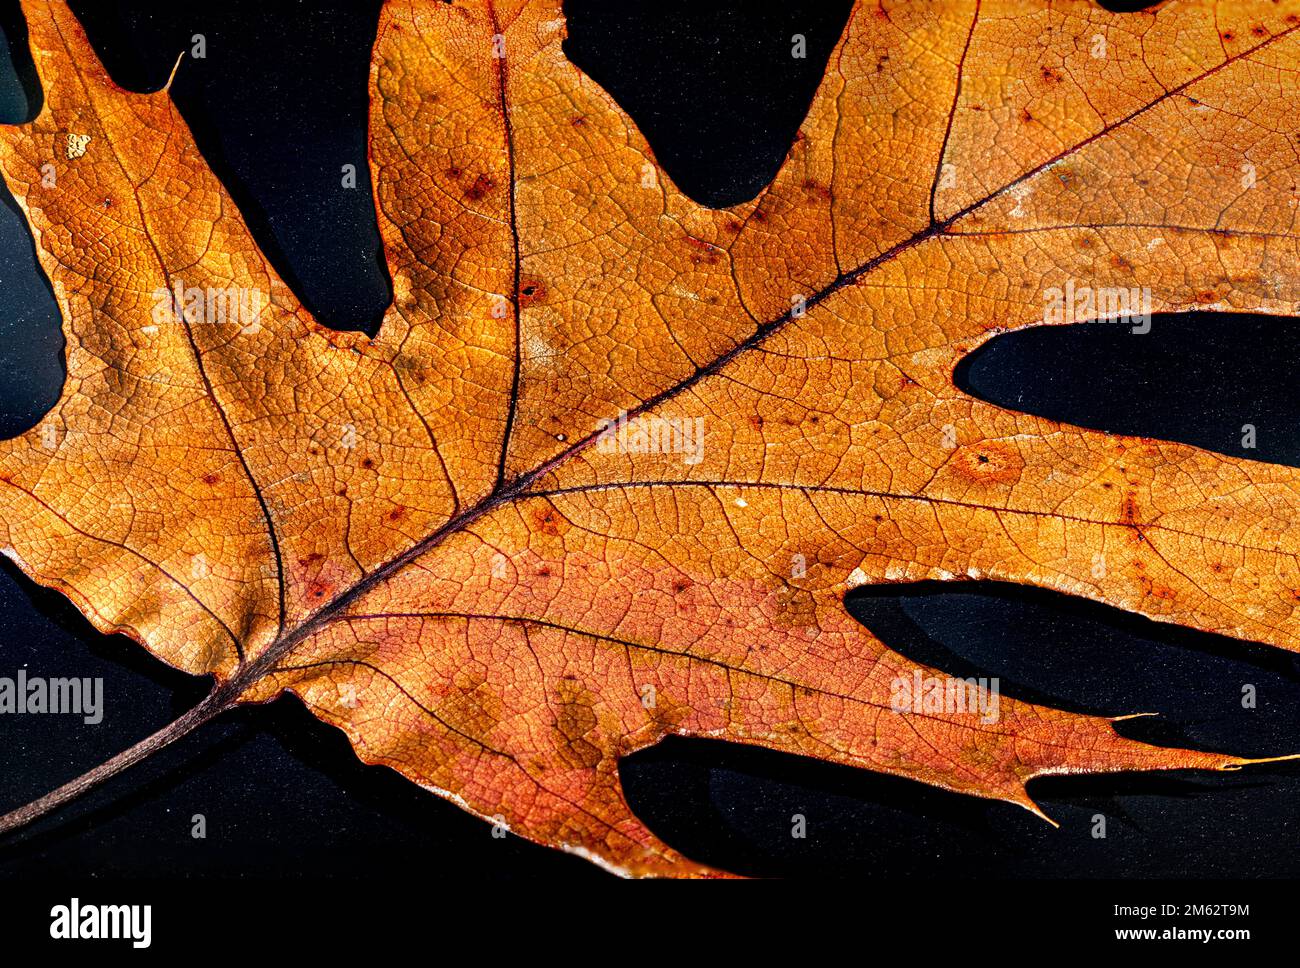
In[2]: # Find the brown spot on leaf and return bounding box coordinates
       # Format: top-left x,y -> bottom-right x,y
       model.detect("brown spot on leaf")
1120,495 -> 1139,526
685,235 -> 720,264
950,442 -> 1023,485
519,277 -> 546,306
533,505 -> 563,536
465,173 -> 494,201
801,178 -> 832,201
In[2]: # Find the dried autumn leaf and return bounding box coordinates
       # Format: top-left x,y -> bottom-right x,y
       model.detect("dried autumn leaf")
1,0 -> 1298,877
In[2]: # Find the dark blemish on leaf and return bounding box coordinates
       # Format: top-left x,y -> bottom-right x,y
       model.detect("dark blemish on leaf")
684,235 -> 720,264
202,472 -> 220,485
533,506 -> 562,536
1120,495 -> 1140,527
465,173 -> 494,201
801,178 -> 832,202
951,441 -> 1022,484
519,277 -> 545,306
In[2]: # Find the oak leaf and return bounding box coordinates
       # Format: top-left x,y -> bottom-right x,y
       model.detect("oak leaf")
2,0 -> 1298,877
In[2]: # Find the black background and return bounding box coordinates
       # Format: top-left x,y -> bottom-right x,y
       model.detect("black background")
1,0 -> 1300,883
